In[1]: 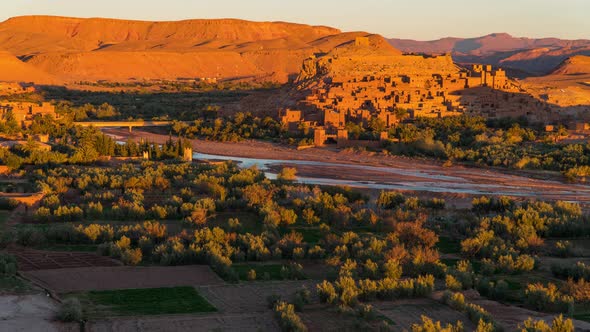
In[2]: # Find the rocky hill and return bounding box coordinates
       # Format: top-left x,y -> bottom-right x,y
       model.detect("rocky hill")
0,16 -> 401,83
550,55 -> 590,75
523,55 -> 590,107
0,50 -> 60,84
388,33 -> 590,76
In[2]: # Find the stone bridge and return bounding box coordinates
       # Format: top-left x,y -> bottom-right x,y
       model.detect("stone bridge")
73,121 -> 175,132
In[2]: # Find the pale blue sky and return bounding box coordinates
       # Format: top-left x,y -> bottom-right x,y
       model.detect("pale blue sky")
1,0 -> 589,40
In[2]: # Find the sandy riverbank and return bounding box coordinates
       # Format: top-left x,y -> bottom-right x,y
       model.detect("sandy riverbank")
103,128 -> 590,205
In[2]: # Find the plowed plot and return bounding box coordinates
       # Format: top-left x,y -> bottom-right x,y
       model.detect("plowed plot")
300,304 -> 383,331
87,312 -> 279,332
375,299 -> 474,331
7,248 -> 121,271
22,266 -> 224,293
472,299 -> 590,331
197,280 -> 317,313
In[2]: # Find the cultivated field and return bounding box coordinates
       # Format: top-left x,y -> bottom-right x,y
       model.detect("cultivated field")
374,298 -> 475,331
196,280 -> 317,313
8,248 -> 120,271
86,311 -> 279,332
22,265 -> 223,293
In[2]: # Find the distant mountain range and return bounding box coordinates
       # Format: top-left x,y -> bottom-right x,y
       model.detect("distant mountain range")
388,33 -> 590,76
0,16 -> 588,85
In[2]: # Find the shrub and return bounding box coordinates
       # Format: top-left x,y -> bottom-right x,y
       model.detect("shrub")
356,304 -> 376,321
524,283 -> 574,314
0,197 -> 19,210
267,294 -> 282,309
564,278 -> 590,302
317,280 -> 337,304
552,262 -> 590,281
277,167 -> 297,182
307,245 -> 325,259
292,247 -> 305,260
411,315 -> 464,332
519,314 -> 574,332
477,278 -> 509,301
273,301 -> 307,332
56,298 -> 83,322
247,269 -> 257,281
553,241 -> 576,258
121,248 -> 142,265
377,191 -> 406,209
446,275 -> 462,291
414,274 -> 435,296
34,206 -> 52,222
115,236 -> 131,250
228,218 -> 241,230
465,303 -> 493,326
0,253 -> 17,275
442,291 -> 466,311
383,259 -> 402,279
293,287 -> 311,312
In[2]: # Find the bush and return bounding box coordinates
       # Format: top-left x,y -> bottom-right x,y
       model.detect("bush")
56,298 -> 83,322
121,248 -> 142,265
273,301 -> 308,332
476,278 -> 509,301
356,304 -> 376,321
0,197 -> 19,210
519,314 -> 574,332
443,291 -> 466,311
564,278 -> 590,302
446,275 -> 462,291
465,303 -> 493,327
553,241 -> 576,258
0,253 -> 17,275
552,262 -> 590,281
411,315 -> 464,332
524,283 -> 574,314
267,294 -> 282,309
317,280 -> 337,304
247,269 -> 257,281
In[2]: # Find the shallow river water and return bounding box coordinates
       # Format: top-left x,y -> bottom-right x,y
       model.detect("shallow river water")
193,152 -> 590,200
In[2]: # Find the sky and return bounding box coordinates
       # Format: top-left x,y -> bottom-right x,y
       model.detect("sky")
1,0 -> 589,40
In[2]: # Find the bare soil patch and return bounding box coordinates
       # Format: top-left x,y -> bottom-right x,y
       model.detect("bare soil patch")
374,298 -> 475,331
471,298 -> 590,331
86,312 -> 279,332
22,265 -> 224,293
300,303 -> 386,332
0,294 -> 77,332
197,280 -> 316,313
6,248 -> 121,271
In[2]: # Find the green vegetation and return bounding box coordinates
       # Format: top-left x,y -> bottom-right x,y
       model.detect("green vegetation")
0,253 -> 30,293
232,263 -> 307,281
273,301 -> 307,332
385,116 -> 590,180
0,210 -> 9,226
78,287 -> 216,316
3,99 -> 590,329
